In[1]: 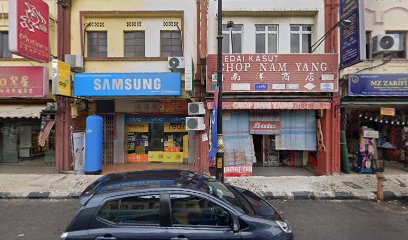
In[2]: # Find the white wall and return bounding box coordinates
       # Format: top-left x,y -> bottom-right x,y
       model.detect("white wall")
341,0 -> 408,75
207,0 -> 326,54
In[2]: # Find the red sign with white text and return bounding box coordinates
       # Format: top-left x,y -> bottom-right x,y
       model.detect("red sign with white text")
207,101 -> 331,110
224,164 -> 253,177
207,54 -> 338,93
0,67 -> 49,98
9,0 -> 50,62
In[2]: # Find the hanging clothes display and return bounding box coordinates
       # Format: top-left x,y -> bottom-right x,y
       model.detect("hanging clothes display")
355,127 -> 377,173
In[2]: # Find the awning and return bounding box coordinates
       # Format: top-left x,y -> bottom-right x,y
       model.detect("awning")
0,104 -> 46,119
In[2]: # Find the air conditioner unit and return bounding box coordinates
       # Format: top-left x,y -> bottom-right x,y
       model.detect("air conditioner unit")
372,34 -> 403,55
188,102 -> 205,115
46,102 -> 58,111
168,57 -> 185,70
64,54 -> 84,72
186,117 -> 205,131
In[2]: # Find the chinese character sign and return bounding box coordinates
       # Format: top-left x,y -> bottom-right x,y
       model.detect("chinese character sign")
8,0 -> 50,63
206,54 -> 338,93
0,67 -> 49,98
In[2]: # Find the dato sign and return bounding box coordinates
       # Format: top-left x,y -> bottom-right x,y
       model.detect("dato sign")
9,0 -> 50,63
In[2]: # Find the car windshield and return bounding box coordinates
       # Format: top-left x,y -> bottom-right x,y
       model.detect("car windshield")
206,178 -> 247,213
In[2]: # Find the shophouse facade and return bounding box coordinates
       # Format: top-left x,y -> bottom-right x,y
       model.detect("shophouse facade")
56,0 -> 205,172
0,0 -> 58,167
203,0 -> 341,176
340,0 -> 408,172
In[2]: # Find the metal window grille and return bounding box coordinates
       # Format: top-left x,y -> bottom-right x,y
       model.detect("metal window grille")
100,113 -> 115,165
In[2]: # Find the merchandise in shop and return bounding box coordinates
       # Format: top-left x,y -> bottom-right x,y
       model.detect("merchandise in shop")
353,127 -> 378,174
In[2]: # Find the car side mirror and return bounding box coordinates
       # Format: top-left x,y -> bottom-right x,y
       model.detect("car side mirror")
232,216 -> 240,233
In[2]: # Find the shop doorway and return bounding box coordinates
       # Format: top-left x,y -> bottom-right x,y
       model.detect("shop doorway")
251,134 -> 314,176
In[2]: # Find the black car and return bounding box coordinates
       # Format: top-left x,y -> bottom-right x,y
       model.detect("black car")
61,169 -> 293,240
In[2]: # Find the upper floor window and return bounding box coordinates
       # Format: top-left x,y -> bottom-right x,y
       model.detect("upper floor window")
385,31 -> 406,58
290,25 -> 312,53
0,32 -> 12,58
255,25 -> 278,53
87,31 -> 107,58
222,24 -> 242,54
160,31 -> 182,57
98,194 -> 160,225
124,31 -> 145,58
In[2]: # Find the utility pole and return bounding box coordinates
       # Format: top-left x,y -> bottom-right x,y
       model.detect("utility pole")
215,0 -> 224,183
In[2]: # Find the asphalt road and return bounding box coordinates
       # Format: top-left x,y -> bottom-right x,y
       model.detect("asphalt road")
0,199 -> 407,240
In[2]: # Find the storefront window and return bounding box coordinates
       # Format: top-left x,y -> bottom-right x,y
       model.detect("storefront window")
127,121 -> 188,164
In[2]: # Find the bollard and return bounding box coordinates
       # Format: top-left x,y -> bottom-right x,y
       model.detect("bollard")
376,173 -> 384,201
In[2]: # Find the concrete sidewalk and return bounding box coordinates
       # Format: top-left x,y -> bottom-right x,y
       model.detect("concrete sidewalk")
0,173 -> 407,200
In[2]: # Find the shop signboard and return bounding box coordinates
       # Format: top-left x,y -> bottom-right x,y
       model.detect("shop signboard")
207,101 -> 331,110
127,123 -> 149,132
381,107 -> 395,116
8,0 -> 50,63
362,130 -> 379,139
52,60 -> 72,96
206,54 -> 338,93
339,0 -> 366,69
126,116 -> 185,123
349,74 -> 408,96
164,123 -> 187,133
0,66 -> 49,98
250,121 -> 281,135
74,72 -> 181,97
224,164 -> 253,177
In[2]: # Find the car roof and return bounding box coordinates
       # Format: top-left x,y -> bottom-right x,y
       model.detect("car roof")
80,169 -> 213,205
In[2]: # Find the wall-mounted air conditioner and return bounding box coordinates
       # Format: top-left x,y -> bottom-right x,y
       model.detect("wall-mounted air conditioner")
168,56 -> 185,70
372,34 -> 403,55
64,54 -> 84,72
186,117 -> 205,131
188,102 -> 205,115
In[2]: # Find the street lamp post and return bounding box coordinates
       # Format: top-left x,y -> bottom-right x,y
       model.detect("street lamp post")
215,0 -> 224,183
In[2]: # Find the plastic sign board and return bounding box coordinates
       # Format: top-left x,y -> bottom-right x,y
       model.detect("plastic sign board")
339,0 -> 366,69
52,60 -> 72,97
0,66 -> 49,98
381,108 -> 396,117
362,130 -> 379,139
74,72 -> 181,97
206,54 -> 338,93
224,164 -> 253,177
207,101 -> 332,110
349,74 -> 408,96
8,0 -> 50,63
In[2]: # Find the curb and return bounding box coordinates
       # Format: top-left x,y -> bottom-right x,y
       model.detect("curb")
1,191 -> 407,201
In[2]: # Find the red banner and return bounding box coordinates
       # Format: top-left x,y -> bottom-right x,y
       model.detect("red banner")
207,101 -> 331,110
224,164 -> 253,177
207,54 -> 338,93
9,0 -> 50,62
0,67 -> 49,98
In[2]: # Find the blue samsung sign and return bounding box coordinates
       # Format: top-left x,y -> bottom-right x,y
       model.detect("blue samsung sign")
74,72 -> 181,97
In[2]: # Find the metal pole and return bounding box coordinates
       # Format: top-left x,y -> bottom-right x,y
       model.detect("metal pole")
216,0 -> 224,183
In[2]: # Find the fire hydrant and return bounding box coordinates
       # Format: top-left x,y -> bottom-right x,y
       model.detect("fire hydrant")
376,173 -> 385,201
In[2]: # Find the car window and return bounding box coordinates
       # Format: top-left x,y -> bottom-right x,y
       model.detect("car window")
207,179 -> 247,214
98,194 -> 160,225
170,194 -> 231,227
